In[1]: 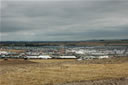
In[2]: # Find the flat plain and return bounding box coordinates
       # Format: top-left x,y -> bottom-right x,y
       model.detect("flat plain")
0,58 -> 128,85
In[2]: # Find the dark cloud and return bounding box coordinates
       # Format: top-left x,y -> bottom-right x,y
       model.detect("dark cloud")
1,0 -> 128,41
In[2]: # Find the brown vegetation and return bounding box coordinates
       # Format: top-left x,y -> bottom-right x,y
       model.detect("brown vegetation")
0,57 -> 128,85
0,49 -> 25,53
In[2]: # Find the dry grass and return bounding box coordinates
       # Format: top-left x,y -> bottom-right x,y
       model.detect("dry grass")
0,58 -> 128,85
0,49 -> 25,53
30,59 -> 75,63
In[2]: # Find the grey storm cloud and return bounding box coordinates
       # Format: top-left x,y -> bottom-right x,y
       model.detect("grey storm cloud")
1,0 -> 128,41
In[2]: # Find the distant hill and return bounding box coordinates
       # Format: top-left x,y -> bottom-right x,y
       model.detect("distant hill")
0,39 -> 128,46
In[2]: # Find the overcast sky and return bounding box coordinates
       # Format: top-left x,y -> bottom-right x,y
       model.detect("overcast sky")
0,0 -> 128,41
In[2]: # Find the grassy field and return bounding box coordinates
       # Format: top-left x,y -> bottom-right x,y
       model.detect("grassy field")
0,58 -> 128,85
